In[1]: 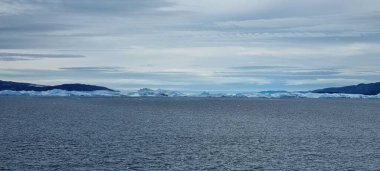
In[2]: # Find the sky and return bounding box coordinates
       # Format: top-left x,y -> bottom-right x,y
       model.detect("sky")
0,0 -> 380,91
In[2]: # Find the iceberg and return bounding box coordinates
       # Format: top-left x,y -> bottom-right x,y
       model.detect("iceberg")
1,88 -> 379,98
126,88 -> 185,97
185,91 -> 380,99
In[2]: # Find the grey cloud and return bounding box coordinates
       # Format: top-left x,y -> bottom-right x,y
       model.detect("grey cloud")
12,0 -> 175,16
60,67 -> 123,72
230,66 -> 341,74
60,0 -> 173,15
2,0 -> 378,50
0,22 -> 74,33
217,66 -> 345,79
206,12 -> 380,41
0,0 -> 183,49
0,0 -> 36,16
0,68 -> 201,82
0,52 -> 84,61
215,71 -> 341,78
231,66 -> 299,70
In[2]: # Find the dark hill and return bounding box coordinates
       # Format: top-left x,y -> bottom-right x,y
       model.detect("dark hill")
0,80 -> 114,92
312,82 -> 380,95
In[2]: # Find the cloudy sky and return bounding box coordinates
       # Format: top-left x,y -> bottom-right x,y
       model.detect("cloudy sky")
0,0 -> 380,91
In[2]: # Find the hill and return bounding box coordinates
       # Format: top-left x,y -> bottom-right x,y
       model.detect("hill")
0,80 -> 114,92
312,82 -> 380,95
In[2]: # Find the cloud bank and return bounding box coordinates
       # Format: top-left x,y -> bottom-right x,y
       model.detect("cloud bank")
0,0 -> 379,91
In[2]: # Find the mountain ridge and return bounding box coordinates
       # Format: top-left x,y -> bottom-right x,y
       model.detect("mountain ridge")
312,82 -> 380,95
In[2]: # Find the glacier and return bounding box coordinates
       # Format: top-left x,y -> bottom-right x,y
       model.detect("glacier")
0,88 -> 380,98
126,88 -> 185,97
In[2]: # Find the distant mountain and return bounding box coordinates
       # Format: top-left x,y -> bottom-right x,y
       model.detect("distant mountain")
0,80 -> 114,92
312,82 -> 380,95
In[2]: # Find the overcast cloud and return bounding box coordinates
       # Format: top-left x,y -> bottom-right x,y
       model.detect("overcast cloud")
0,0 -> 379,91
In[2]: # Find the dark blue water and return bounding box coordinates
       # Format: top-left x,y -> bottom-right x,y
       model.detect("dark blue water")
1,97 -> 380,170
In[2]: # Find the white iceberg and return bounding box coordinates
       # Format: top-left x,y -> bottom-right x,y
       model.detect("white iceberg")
125,88 -> 185,97
1,88 -> 379,98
